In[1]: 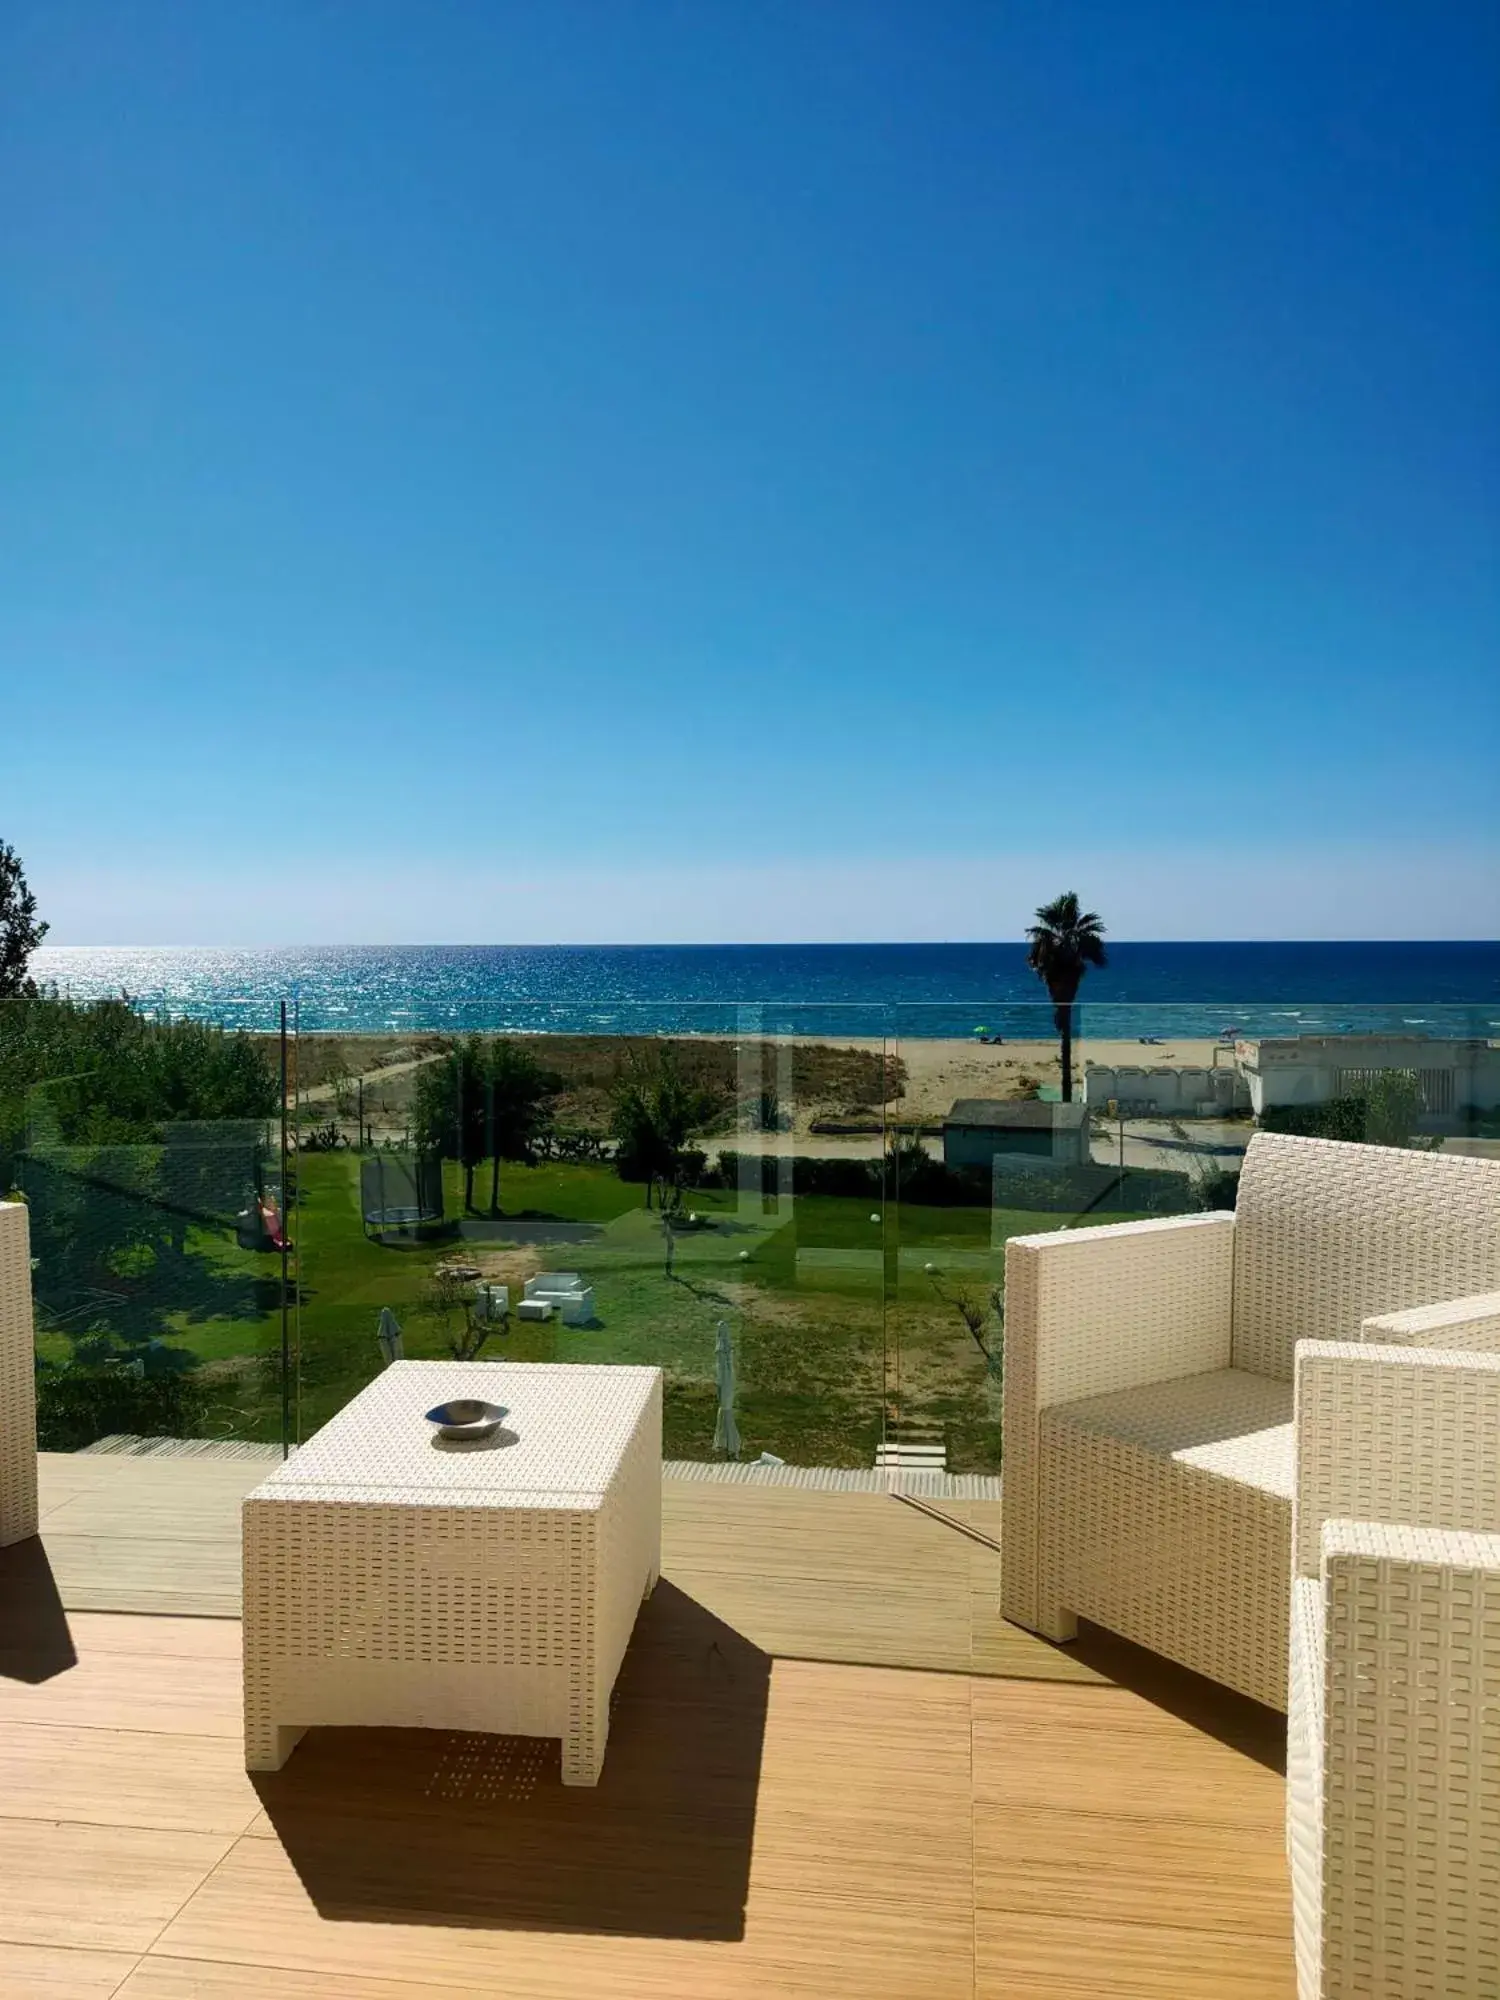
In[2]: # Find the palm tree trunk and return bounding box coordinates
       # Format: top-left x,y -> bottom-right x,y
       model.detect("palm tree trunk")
1056,1002 -> 1074,1102
489,1150 -> 500,1217
463,1161 -> 475,1212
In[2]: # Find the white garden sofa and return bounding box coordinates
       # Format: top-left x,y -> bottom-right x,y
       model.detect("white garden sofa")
1289,1340 -> 1500,1999
523,1272 -> 596,1326
1,1199 -> 39,1548
1000,1132 -> 1500,1709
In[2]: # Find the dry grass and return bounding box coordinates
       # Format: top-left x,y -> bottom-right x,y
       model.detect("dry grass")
279,1034 -> 906,1135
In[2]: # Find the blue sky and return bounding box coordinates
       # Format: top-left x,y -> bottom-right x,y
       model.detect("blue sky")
2,1 -> 1496,943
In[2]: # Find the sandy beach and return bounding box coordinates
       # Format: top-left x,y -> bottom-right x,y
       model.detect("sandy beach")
694,1033 -> 1232,1159
811,1034 -> 1227,1126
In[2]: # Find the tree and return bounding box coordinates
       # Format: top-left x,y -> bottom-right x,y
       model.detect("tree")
483,1041 -> 562,1215
0,995 -> 279,1411
0,841 -> 48,998
412,1038 -> 563,1215
1024,891 -> 1107,1104
412,1038 -> 489,1212
611,1049 -> 722,1209
419,1264 -> 492,1361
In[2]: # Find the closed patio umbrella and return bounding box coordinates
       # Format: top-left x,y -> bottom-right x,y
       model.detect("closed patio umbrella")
713,1319 -> 741,1459
376,1307 -> 405,1366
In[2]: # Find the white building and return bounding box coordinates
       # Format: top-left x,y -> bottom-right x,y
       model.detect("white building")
1234,1035 -> 1500,1129
1083,1063 -> 1249,1119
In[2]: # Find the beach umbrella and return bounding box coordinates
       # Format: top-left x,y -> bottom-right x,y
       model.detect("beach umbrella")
376,1307 -> 405,1366
713,1319 -> 741,1459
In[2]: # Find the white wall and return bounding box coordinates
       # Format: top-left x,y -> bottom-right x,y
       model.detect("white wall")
1084,1064 -> 1249,1118
1236,1037 -> 1500,1123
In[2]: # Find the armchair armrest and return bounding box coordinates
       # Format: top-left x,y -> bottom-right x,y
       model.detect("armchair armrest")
1361,1289 -> 1500,1351
1293,1341 -> 1500,1578
1005,1212 -> 1235,1408
1,1199 -> 38,1548
1000,1212 -> 1234,1629
1315,1518 -> 1500,2000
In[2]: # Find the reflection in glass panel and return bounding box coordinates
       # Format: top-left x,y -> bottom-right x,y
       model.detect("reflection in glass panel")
2,993 -> 289,1450
290,1003 -> 893,1468
886,1000 -> 1500,1483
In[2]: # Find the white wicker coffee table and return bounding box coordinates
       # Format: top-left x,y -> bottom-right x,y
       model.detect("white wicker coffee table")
242,1360 -> 662,1785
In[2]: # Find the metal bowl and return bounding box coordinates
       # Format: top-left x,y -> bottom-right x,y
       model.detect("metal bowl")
425,1398 -> 508,1442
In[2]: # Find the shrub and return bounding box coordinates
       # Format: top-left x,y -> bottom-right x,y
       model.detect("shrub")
35,1363 -> 211,1451
1261,1073 -> 1435,1149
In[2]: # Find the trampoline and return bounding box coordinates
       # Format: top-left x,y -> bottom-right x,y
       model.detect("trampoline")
361,1155 -> 444,1239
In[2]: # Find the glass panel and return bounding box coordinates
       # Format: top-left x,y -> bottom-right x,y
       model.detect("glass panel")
886,996 -> 1500,1489
1,990 -> 291,1452
290,999 -> 893,1471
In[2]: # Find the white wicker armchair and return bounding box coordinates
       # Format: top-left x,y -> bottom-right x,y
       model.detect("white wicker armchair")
1289,1342 -> 1500,1999
1,1198 -> 39,1548
999,1133 -> 1500,1709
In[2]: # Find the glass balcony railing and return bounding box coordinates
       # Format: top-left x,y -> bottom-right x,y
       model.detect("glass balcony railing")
0,992 -> 292,1453
5,989 -> 1496,1468
286,1001 -> 895,1469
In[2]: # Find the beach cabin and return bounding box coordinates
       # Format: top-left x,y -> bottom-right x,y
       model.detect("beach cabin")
942,1097 -> 1091,1169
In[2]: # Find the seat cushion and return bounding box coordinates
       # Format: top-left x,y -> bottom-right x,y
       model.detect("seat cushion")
1050,1366 -> 1294,1498
1039,1367 -> 1295,1707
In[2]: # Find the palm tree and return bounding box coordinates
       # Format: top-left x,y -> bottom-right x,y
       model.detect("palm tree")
1025,891 -> 1107,1103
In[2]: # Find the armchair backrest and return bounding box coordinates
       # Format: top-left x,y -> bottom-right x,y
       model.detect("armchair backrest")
1231,1133 -> 1500,1380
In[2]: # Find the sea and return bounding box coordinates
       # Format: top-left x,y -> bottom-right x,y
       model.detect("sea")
27,941 -> 1500,1042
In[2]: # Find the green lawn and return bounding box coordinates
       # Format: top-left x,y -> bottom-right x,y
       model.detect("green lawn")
43,1151 -> 1166,1470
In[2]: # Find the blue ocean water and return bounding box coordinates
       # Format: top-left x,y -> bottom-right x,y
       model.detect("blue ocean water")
28,941 -> 1500,1040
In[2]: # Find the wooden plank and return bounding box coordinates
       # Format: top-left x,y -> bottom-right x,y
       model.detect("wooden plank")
118,1960 -> 541,2000
41,1534 -> 244,1620
973,1803 -> 1291,1939
0,1941 -> 139,1999
153,1836 -> 976,1999
38,1456 -> 266,1618
971,1682 -> 1284,1831
39,1454 -> 268,1505
50,1612 -> 244,1661
661,1483 -> 1016,1676
0,1645 -> 243,1738
0,1820 -> 233,1954
1,1608 -> 240,1692
975,1906 -> 1296,1999
700,1660 -> 972,1912
0,1721 -> 261,1836
41,1484 -> 253,1545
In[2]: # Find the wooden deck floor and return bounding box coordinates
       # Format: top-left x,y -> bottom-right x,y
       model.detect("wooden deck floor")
30,1452 -> 1100,1682
0,1456 -> 1297,1998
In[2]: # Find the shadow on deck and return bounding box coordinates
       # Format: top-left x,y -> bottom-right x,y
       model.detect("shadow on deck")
252,1582 -> 767,1942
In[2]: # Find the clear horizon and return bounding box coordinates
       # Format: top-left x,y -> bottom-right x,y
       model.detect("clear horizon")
23,840 -> 1500,948
4,4 -> 1497,943
31,935 -> 1500,952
